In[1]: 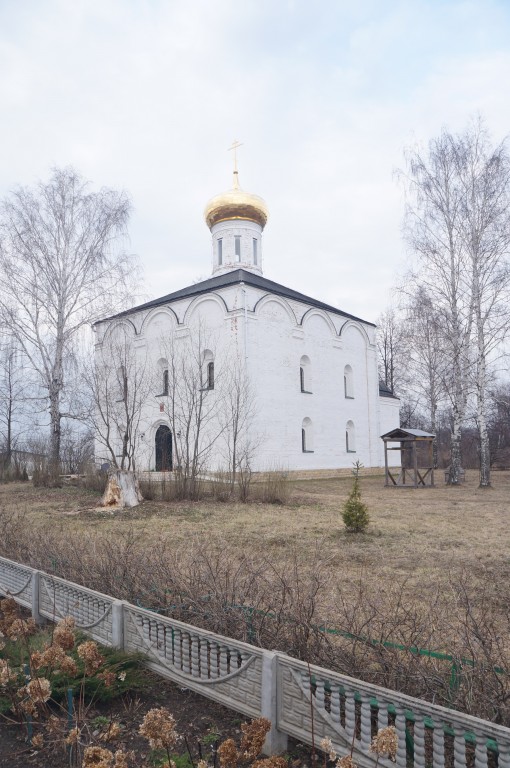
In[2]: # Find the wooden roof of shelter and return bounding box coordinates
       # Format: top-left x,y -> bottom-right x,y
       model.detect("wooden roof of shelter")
381,428 -> 435,440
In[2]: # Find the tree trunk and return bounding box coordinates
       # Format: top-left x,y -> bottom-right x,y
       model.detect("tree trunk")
476,349 -> 491,487
449,407 -> 463,485
48,384 -> 62,485
101,470 -> 143,508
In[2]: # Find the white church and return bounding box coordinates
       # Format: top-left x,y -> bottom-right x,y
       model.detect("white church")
93,161 -> 400,475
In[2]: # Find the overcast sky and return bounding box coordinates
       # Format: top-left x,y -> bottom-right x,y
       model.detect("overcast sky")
1,0 -> 510,324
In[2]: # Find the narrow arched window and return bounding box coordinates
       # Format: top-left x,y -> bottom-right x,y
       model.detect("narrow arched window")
157,358 -> 169,396
302,417 -> 314,452
344,365 -> 354,398
300,355 -> 312,393
218,238 -> 223,266
346,420 -> 356,452
235,236 -> 241,262
202,349 -> 214,390
253,238 -> 258,265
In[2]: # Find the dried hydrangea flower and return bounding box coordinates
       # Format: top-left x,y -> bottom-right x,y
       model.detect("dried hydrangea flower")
59,655 -> 78,677
218,738 -> 239,768
53,617 -> 76,651
252,758 -> 289,768
0,658 -> 17,685
83,745 -> 114,767
31,733 -> 44,749
19,696 -> 38,717
370,726 -> 398,761
26,677 -> 51,703
100,722 -> 122,742
336,756 -> 357,768
197,760 -> 209,768
77,640 -> 105,675
320,737 -> 337,761
97,670 -> 116,687
46,715 -> 63,734
139,707 -> 178,750
6,617 -> 37,640
240,718 -> 271,759
66,727 -> 81,746
113,750 -> 133,768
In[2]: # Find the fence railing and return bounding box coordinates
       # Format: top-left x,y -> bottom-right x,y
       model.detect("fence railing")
1,555 -> 510,765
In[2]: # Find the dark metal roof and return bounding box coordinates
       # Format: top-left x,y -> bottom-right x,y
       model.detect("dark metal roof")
381,428 -> 435,440
378,380 -> 399,399
95,269 -> 375,327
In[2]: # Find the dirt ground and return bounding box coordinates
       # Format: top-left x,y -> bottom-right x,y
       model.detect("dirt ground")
0,669 -> 308,768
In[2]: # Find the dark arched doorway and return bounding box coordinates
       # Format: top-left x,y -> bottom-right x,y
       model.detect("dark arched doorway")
155,425 -> 173,471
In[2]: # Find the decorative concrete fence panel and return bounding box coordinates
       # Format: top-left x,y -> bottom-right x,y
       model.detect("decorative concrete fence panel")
2,555 -> 510,764
38,573 -> 117,647
123,604 -> 264,720
0,556 -> 34,610
276,654 -> 510,768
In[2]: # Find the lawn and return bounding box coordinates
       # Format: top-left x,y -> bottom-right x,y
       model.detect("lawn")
1,469 -> 508,591
1,470 -> 509,723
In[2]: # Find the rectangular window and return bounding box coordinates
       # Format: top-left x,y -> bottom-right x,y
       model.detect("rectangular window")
162,369 -> 169,396
218,238 -> 223,266
253,238 -> 258,265
235,235 -> 241,262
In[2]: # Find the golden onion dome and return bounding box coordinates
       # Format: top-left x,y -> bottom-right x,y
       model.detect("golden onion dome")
204,171 -> 268,230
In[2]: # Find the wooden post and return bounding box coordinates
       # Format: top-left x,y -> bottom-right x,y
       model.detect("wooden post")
384,439 -> 389,486
413,440 -> 418,488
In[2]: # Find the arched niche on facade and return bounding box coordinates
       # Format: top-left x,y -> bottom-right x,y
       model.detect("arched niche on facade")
301,308 -> 337,338
102,318 -> 137,345
254,295 -> 297,328
140,307 -> 179,339
184,294 -> 228,332
339,321 -> 370,349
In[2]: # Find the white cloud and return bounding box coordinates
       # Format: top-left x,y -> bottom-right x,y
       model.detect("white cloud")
1,0 -> 510,322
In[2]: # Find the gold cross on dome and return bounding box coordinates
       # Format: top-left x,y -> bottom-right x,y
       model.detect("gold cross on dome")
228,140 -> 243,174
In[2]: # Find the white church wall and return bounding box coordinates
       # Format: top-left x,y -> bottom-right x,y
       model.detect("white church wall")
94,281 -> 400,474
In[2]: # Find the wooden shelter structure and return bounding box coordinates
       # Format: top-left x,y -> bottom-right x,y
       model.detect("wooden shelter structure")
381,428 -> 435,488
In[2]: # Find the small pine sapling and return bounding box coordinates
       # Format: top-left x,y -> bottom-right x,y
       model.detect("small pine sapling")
342,461 -> 369,533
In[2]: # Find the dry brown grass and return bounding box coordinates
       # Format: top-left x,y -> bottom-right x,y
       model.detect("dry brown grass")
1,469 -> 508,591
1,471 -> 510,722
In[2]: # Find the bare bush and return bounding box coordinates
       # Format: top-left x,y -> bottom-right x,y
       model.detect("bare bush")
0,519 -> 508,724
254,469 -> 290,505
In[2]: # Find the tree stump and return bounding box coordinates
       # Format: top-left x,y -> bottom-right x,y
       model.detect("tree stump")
100,470 -> 143,508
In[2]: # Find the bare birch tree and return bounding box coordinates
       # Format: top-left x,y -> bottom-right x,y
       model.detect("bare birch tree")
402,121 -> 510,486
88,329 -> 151,472
160,328 -> 228,499
376,308 -> 408,395
0,337 -> 31,475
0,168 -> 135,478
402,129 -> 474,484
219,355 -> 260,489
454,122 -> 510,486
404,288 -> 446,466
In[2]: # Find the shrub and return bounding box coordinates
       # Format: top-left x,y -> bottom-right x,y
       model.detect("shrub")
256,469 -> 290,505
342,461 -> 369,532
